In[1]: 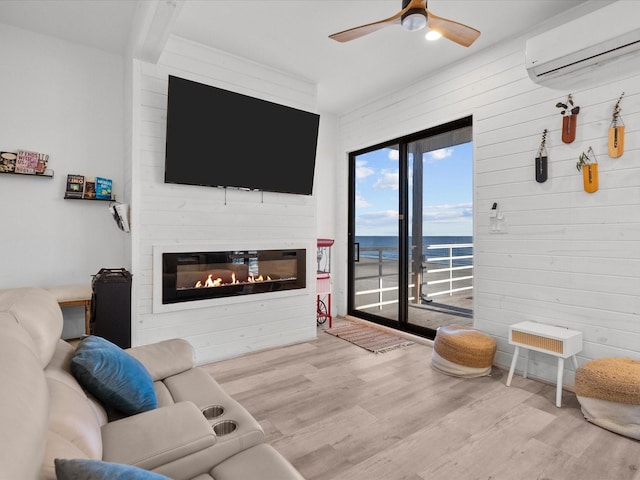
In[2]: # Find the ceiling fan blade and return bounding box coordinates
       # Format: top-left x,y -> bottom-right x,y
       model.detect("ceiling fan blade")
329,11 -> 404,43
329,0 -> 427,42
426,9 -> 480,47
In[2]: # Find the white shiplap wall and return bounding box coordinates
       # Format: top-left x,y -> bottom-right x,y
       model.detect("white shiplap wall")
130,36 -> 320,364
337,32 -> 640,387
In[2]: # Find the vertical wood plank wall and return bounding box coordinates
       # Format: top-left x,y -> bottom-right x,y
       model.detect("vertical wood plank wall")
131,37 -> 319,364
336,35 -> 640,387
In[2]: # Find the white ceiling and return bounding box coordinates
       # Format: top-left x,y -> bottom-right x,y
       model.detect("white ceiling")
0,0 -> 591,114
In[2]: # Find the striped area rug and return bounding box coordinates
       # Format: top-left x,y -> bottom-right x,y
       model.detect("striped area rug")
325,321 -> 414,353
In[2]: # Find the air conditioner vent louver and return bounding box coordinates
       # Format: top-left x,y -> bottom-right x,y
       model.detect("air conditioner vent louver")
525,1 -> 640,83
534,39 -> 640,78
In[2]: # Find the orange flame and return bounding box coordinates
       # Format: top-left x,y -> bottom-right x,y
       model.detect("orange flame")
193,272 -> 272,289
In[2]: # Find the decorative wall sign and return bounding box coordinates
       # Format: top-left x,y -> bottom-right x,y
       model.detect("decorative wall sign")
535,128 -> 548,183
95,177 -> 113,200
556,94 -> 580,144
15,150 -> 39,174
0,152 -> 16,173
65,174 -> 85,198
0,149 -> 52,177
608,92 -> 625,158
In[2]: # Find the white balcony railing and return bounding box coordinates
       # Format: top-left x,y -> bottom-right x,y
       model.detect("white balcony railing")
354,243 -> 473,311
422,243 -> 473,299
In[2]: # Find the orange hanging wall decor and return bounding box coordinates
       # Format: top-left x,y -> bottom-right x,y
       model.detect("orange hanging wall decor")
576,146 -> 598,193
608,92 -> 625,158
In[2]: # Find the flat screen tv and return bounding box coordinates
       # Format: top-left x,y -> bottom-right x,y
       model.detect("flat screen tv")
164,75 -> 320,195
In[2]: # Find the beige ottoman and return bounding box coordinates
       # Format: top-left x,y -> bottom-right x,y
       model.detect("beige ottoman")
575,357 -> 640,440
431,325 -> 497,378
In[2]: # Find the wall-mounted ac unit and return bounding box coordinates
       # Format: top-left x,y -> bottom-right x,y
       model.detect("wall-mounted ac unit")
525,1 -> 640,84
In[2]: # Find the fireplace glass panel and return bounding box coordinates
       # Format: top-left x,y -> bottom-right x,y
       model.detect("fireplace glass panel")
163,249 -> 306,304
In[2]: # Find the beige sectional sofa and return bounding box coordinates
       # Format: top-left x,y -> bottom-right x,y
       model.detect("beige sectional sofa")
0,287 -> 303,480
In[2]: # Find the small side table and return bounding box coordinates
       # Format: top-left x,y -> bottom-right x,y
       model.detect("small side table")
46,285 -> 92,335
506,321 -> 582,407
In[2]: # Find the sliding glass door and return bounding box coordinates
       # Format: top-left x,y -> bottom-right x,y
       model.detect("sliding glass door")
406,129 -> 473,332
348,117 -> 473,338
349,143 -> 402,327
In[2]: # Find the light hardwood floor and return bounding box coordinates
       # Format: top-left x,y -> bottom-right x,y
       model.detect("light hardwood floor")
201,319 -> 640,480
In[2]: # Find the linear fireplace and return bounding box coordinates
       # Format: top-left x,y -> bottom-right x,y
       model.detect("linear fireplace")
162,249 -> 306,305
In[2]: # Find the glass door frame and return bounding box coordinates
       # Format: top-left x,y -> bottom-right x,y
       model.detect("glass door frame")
347,116 -> 472,339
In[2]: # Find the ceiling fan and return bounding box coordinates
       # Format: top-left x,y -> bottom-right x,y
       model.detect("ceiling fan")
329,0 -> 480,47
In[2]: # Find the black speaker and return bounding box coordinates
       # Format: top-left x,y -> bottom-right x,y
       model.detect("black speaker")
90,268 -> 132,348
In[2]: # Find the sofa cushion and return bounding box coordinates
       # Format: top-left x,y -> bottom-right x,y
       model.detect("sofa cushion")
0,287 -> 63,367
43,431 -> 95,480
46,340 -> 109,426
0,315 -> 50,480
71,336 -> 157,416
127,339 -> 195,382
54,458 -> 171,480
101,402 -> 215,471
46,373 -> 104,460
210,444 -> 305,480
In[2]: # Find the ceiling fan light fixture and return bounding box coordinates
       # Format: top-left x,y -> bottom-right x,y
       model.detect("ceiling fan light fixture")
425,29 -> 442,41
401,9 -> 427,32
328,0 -> 480,47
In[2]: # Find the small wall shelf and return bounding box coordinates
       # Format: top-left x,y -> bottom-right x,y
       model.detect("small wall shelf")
0,169 -> 54,178
64,195 -> 115,202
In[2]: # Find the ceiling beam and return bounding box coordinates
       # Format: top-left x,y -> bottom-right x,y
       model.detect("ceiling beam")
129,0 -> 184,63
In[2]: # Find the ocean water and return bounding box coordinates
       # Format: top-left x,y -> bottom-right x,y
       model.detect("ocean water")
355,235 -> 473,265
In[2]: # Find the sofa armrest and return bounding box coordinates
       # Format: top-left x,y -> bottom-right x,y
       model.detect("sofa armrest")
126,339 -> 194,381
101,401 -> 214,470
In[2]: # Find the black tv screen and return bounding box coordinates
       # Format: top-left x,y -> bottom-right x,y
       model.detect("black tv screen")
165,75 -> 320,195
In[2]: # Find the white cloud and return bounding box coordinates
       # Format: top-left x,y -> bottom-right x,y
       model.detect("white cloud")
355,159 -> 375,179
355,193 -> 371,208
357,209 -> 398,228
424,148 -> 454,164
355,209 -> 400,236
422,202 -> 473,222
388,149 -> 399,161
373,169 -> 399,190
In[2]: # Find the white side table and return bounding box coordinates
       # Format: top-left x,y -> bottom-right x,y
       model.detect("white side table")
506,321 -> 582,407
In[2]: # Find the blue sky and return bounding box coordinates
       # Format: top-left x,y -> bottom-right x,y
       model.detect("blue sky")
355,142 -> 473,237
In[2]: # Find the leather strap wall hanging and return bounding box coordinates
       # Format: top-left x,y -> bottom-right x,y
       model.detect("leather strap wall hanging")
535,129 -> 548,183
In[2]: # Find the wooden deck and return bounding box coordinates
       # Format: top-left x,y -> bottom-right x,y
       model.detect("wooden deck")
348,291 -> 473,333
352,254 -> 473,333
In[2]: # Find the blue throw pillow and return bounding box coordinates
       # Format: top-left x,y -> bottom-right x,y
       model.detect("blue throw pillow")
71,336 -> 157,416
55,458 -> 171,480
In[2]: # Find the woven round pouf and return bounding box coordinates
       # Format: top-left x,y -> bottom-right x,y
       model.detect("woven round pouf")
431,325 -> 497,378
575,357 -> 640,440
